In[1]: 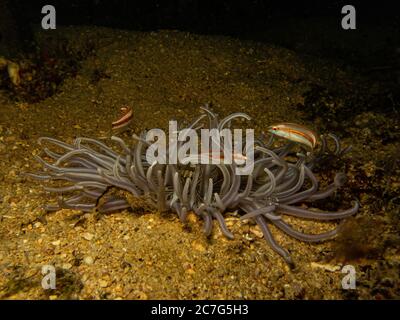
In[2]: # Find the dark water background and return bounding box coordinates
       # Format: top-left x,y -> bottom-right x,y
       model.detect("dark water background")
3,1 -> 400,67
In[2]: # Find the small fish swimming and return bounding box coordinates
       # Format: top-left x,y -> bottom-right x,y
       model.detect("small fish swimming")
112,106 -> 133,130
206,151 -> 248,164
268,122 -> 317,149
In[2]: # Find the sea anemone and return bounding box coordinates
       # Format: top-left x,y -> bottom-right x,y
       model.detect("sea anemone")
26,106 -> 358,265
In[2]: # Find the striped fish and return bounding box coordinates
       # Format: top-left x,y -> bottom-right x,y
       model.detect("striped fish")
112,106 -> 133,130
268,122 -> 317,149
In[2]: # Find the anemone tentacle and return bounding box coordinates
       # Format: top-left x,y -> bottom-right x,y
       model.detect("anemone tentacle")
26,107 -> 358,265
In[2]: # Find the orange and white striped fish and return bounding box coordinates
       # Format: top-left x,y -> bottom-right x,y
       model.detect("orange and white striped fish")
268,123 -> 317,149
207,151 -> 247,164
112,106 -> 133,130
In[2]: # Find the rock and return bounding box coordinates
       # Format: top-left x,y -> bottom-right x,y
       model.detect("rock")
83,256 -> 94,265
250,226 -> 263,238
62,263 -> 72,270
82,232 -> 94,241
51,240 -> 61,246
185,268 -> 196,275
99,279 -> 109,288
34,222 -> 42,228
225,217 -> 239,227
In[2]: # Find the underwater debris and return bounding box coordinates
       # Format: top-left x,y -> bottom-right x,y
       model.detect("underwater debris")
26,107 -> 358,265
0,56 -> 20,86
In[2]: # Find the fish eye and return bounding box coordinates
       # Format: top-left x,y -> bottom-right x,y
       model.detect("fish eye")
272,127 -> 277,131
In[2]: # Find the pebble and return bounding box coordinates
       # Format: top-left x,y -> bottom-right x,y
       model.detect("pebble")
51,240 -> 61,246
49,295 -> 58,300
62,263 -> 72,270
244,233 -> 254,241
191,240 -> 206,253
83,256 -> 94,265
34,222 -> 42,228
99,279 -> 109,288
225,217 -> 239,227
250,226 -> 263,238
185,268 -> 196,275
82,232 -> 94,241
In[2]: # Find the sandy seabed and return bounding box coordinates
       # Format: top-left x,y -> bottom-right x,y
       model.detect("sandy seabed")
0,26 -> 399,299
